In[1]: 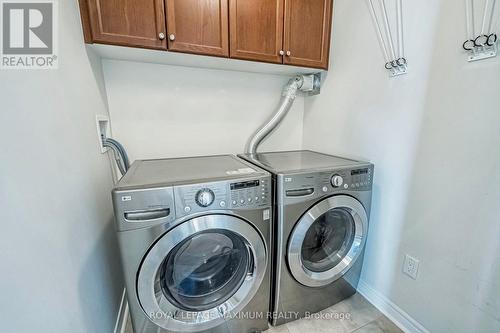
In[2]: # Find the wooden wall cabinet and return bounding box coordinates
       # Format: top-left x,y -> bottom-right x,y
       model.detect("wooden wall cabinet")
83,0 -> 167,50
166,0 -> 229,57
284,0 -> 333,69
79,0 -> 333,70
229,0 -> 332,69
229,0 -> 284,64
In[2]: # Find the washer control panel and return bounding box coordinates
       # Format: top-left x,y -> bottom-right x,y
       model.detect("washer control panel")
175,182 -> 228,217
230,179 -> 270,208
174,177 -> 271,217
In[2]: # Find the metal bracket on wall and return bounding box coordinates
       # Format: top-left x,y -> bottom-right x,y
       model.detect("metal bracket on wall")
466,40 -> 498,62
387,60 -> 408,77
367,0 -> 408,78
464,0 -> 499,62
298,72 -> 322,96
391,66 -> 408,76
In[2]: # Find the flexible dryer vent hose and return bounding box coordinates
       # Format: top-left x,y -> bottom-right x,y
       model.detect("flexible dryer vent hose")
245,74 -> 319,155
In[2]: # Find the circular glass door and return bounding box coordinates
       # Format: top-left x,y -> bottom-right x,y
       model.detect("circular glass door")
137,215 -> 266,332
288,195 -> 368,287
160,230 -> 251,311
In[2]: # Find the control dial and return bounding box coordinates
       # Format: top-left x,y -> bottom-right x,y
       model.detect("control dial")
331,175 -> 344,188
195,189 -> 215,207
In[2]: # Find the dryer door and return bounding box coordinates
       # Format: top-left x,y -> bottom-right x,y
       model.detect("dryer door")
137,214 -> 267,332
288,195 -> 368,287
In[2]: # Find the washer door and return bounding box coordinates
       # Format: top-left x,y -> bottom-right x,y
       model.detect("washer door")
288,195 -> 368,287
137,214 -> 267,332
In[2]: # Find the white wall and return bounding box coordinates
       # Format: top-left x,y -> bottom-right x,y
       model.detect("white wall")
102,60 -> 304,161
0,1 -> 122,332
303,0 -> 500,332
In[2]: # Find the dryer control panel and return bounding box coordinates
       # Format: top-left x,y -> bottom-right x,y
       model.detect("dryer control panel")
321,166 -> 373,192
281,164 -> 374,203
174,176 -> 271,217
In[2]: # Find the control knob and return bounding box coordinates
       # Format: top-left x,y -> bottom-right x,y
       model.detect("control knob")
331,175 -> 344,188
195,189 -> 215,207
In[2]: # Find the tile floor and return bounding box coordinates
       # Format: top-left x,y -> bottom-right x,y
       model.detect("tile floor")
125,293 -> 403,333
266,293 -> 402,333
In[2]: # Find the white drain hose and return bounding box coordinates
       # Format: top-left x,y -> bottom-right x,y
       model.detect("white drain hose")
246,75 -> 308,155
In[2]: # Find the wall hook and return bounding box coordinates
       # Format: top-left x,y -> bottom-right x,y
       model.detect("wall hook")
367,0 -> 408,77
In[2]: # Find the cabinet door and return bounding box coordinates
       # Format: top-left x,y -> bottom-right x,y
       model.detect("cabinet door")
85,0 -> 167,50
229,0 -> 284,64
283,0 -> 332,69
166,0 -> 229,57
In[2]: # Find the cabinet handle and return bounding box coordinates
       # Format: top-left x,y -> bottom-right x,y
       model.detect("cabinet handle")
286,51 -> 291,56
279,50 -> 285,56
158,32 -> 165,40
169,34 -> 176,41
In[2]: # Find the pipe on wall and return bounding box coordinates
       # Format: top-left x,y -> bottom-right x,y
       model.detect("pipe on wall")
245,74 -> 320,155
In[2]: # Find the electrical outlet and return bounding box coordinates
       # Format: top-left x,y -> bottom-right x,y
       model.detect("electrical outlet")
403,254 -> 420,280
96,115 -> 110,153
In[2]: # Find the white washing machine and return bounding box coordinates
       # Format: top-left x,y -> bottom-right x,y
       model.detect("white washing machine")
112,155 -> 272,333
239,150 -> 373,326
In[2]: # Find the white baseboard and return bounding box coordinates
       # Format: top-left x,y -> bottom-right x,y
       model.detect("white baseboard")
114,288 -> 129,333
357,280 -> 429,333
